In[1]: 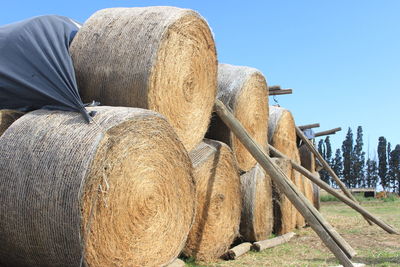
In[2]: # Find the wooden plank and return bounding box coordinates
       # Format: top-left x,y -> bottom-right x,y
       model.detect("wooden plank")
269,89 -> 293,95
269,144 -> 400,235
314,127 -> 342,137
295,126 -> 373,226
252,232 -> 296,252
214,100 -> 355,267
166,259 -> 185,267
222,242 -> 252,260
298,123 -> 320,130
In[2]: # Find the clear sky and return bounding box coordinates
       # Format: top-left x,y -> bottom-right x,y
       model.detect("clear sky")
2,0 -> 399,157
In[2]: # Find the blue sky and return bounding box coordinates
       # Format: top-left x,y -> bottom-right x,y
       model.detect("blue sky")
2,0 -> 399,157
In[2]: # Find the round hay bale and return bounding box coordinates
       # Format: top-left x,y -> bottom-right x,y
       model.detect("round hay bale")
239,164 -> 273,242
70,7 -> 217,151
206,63 -> 269,171
292,151 -> 306,228
299,144 -> 318,209
0,109 -> 24,136
184,139 -> 241,261
271,158 -> 296,235
0,106 -> 195,267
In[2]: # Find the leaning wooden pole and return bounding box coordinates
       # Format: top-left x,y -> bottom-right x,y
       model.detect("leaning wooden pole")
214,100 -> 355,267
314,127 -> 342,137
295,126 -> 373,226
298,123 -> 320,130
269,144 -> 400,235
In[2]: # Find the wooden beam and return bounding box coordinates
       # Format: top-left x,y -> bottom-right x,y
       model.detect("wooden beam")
222,242 -> 252,260
298,123 -> 320,130
252,232 -> 296,252
214,100 -> 355,266
269,144 -> 400,235
269,89 -> 293,95
314,127 -> 342,137
295,126 -> 373,226
268,85 -> 281,91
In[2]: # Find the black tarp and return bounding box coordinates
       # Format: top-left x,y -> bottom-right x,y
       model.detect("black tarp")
0,15 -> 92,122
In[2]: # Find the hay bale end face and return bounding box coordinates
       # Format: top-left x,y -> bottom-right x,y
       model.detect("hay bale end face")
239,164 -> 273,242
0,109 -> 24,136
207,63 -> 269,172
71,7 -> 217,151
0,107 -> 195,267
184,139 -> 241,261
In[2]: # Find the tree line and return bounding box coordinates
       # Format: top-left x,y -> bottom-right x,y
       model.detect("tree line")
317,126 -> 400,194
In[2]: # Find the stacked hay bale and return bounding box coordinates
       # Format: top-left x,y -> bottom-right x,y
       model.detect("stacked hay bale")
0,109 -> 24,136
268,106 -> 304,232
299,144 -> 319,209
239,164 -> 273,242
70,6 -> 217,151
0,107 -> 196,267
207,63 -> 269,172
184,139 -> 241,261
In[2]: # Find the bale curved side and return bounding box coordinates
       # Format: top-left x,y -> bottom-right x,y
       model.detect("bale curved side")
0,106 -> 195,267
239,164 -> 273,242
299,144 -> 317,209
292,151 -> 306,228
0,109 -> 24,136
184,139 -> 241,261
207,63 -> 268,171
70,7 -> 217,151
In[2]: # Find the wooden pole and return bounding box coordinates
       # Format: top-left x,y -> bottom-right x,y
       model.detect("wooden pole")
222,242 -> 252,260
298,123 -> 320,130
269,85 -> 281,91
269,144 -> 400,235
314,127 -> 342,137
214,100 -> 355,267
252,232 -> 296,252
295,126 -> 373,225
269,89 -> 293,96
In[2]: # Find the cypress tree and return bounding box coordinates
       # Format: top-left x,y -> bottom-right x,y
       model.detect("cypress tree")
342,128 -> 354,187
353,126 -> 365,188
388,144 -> 400,193
332,148 -> 343,188
377,137 -> 388,191
317,139 -> 330,184
365,158 -> 379,188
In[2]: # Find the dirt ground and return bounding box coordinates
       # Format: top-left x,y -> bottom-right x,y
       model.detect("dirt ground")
185,200 -> 400,267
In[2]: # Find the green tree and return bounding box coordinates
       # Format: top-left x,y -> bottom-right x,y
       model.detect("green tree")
331,148 -> 343,188
365,158 -> 379,188
353,126 -> 365,188
377,137 -> 388,191
342,128 -> 354,187
388,144 -> 400,193
317,139 -> 330,184
325,136 -> 332,163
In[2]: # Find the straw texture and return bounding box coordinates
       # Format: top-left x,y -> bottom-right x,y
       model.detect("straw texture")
207,63 -> 269,171
184,139 -> 241,261
0,106 -> 195,267
299,144 -> 317,207
239,164 -> 273,242
0,109 -> 24,136
271,158 -> 296,235
70,7 -> 217,151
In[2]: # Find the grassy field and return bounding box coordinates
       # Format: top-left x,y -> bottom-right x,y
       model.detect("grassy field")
184,198 -> 400,267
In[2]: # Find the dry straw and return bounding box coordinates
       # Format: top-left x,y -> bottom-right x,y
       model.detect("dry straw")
271,158 -> 296,234
207,63 -> 269,172
184,139 -> 241,261
0,109 -> 24,136
269,106 -> 305,233
239,164 -> 273,242
0,106 -> 195,267
70,7 -> 217,151
299,144 -> 317,207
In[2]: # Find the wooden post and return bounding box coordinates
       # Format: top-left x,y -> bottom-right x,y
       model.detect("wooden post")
298,123 -> 320,130
269,89 -> 293,96
166,259 -> 185,267
269,85 -> 281,91
269,144 -> 400,235
222,242 -> 252,260
214,100 -> 355,267
296,126 -> 373,226
314,127 -> 342,137
252,232 -> 296,252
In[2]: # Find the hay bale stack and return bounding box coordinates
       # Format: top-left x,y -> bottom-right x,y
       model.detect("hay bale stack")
239,164 -> 273,242
299,144 -> 318,209
0,109 -> 24,136
70,7 -> 217,151
184,139 -> 241,261
292,151 -> 306,228
0,107 -> 196,267
207,63 -> 269,171
271,158 -> 296,235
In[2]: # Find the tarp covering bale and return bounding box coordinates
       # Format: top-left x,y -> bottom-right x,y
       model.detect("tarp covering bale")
0,109 -> 24,136
299,144 -> 318,209
184,139 -> 241,261
70,7 -> 217,151
271,158 -> 296,235
239,164 -> 273,242
207,63 -> 268,171
269,106 -> 304,230
0,106 -> 196,267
